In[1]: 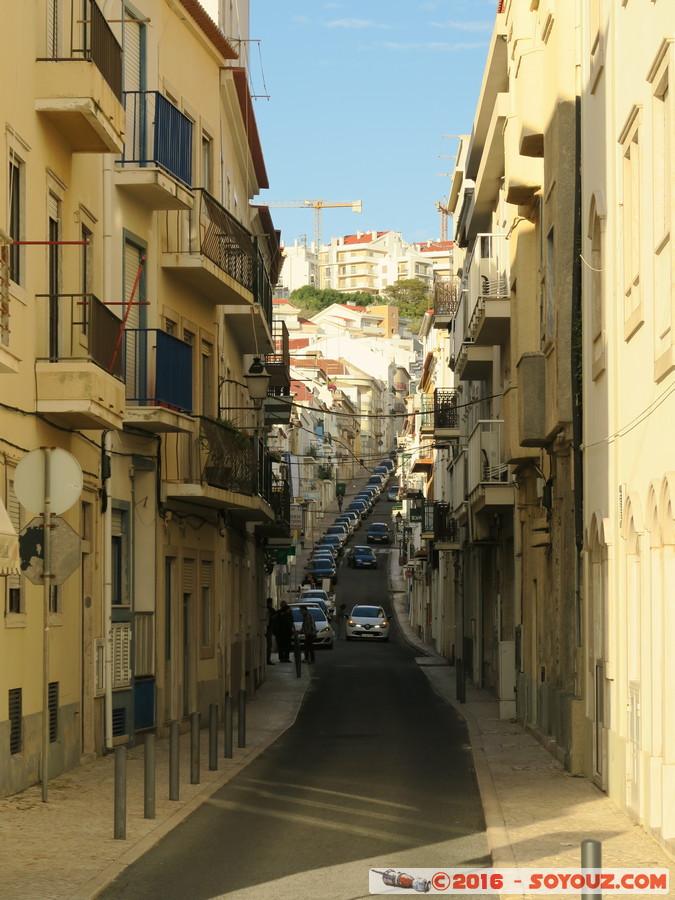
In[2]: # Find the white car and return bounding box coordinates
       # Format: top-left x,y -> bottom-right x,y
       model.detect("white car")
300,588 -> 335,617
346,605 -> 390,642
289,603 -> 334,648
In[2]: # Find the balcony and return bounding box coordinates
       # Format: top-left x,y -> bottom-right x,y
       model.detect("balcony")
420,501 -> 460,549
264,322 -> 291,425
466,420 -> 515,512
433,389 -> 460,440
35,0 -> 124,153
433,276 -> 461,328
221,246 -> 275,353
419,394 -> 435,435
256,480 -> 291,538
162,418 -> 274,522
123,329 -> 194,433
463,234 -> 510,345
35,293 -> 125,429
116,92 -> 193,210
162,189 -> 256,306
454,343 -> 494,382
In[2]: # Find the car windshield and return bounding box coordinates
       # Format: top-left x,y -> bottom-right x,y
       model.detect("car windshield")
312,561 -> 334,570
354,547 -> 375,556
369,524 -> 388,532
302,591 -> 329,601
351,606 -> 385,618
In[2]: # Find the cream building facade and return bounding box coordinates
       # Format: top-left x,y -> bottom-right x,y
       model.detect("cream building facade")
580,0 -> 675,849
0,0 -> 288,797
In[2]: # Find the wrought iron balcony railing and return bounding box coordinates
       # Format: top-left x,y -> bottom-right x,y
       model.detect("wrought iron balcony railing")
434,276 -> 461,318
270,480 -> 291,524
36,293 -> 123,378
434,388 -> 460,430
165,189 -> 256,294
421,501 -> 459,542
124,328 -> 193,412
120,92 -> 192,185
40,0 -> 123,101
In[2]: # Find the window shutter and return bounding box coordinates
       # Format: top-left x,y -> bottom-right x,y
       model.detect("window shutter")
183,558 -> 195,592
111,508 -> 124,536
200,560 -> 212,587
111,622 -> 132,688
134,612 -> 155,676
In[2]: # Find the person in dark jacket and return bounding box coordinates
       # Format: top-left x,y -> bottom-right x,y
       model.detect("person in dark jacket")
275,600 -> 295,662
300,604 -> 317,664
265,597 -> 277,665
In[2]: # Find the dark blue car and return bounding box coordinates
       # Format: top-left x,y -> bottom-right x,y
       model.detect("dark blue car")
347,545 -> 378,569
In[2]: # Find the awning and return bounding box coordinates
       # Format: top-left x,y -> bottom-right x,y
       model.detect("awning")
0,498 -> 20,576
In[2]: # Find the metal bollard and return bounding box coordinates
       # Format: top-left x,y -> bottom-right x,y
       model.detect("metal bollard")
581,838 -> 602,900
224,693 -> 233,759
294,633 -> 302,678
114,746 -> 126,840
209,704 -> 218,771
238,689 -> 246,748
169,721 -> 180,801
144,733 -> 155,819
190,711 -> 200,784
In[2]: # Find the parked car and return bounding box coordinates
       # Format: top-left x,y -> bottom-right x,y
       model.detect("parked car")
373,465 -> 390,483
387,485 -> 400,502
300,588 -> 335,617
325,524 -> 349,544
306,550 -> 336,568
289,604 -> 334,648
367,522 -> 391,544
346,605 -> 389,641
379,459 -> 395,472
335,514 -> 357,535
347,545 -> 378,569
317,534 -> 345,556
348,500 -> 370,519
307,558 -> 338,585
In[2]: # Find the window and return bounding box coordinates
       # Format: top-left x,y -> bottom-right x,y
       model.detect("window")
620,109 -> 642,334
544,226 -> 555,343
81,223 -> 93,335
49,585 -> 61,615
111,508 -> 129,606
6,483 -> 22,615
652,52 -> 673,365
48,681 -> 58,742
201,340 -> 214,416
8,155 -> 23,286
9,688 -> 22,755
48,192 -> 61,362
111,623 -> 132,688
199,561 -> 214,656
589,202 -> 606,378
201,133 -> 213,193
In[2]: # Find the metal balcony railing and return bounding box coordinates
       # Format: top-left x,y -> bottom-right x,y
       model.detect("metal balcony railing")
422,501 -> 459,542
434,388 -> 460,430
467,419 -> 509,493
419,394 -> 434,429
270,480 -> 291,524
36,293 -> 123,378
459,233 -> 509,341
434,275 -> 461,318
254,244 -> 273,327
120,92 -> 192,185
164,189 -> 256,294
124,328 -> 193,413
40,0 -> 123,101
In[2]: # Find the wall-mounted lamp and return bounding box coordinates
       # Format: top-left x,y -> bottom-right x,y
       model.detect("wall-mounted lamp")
244,356 -> 270,406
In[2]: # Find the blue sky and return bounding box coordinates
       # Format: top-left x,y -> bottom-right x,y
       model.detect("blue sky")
203,0 -> 497,246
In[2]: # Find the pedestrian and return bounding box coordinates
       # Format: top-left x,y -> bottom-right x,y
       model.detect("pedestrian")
335,603 -> 348,640
301,572 -> 315,588
337,494 -> 343,512
275,600 -> 295,663
265,597 -> 277,665
300,531 -> 305,549
299,604 -> 317,664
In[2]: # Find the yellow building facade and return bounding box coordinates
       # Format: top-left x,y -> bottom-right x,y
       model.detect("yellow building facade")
0,0 -> 288,797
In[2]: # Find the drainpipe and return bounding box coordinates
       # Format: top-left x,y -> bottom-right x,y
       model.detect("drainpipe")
572,95 -> 584,648
103,147 -> 114,750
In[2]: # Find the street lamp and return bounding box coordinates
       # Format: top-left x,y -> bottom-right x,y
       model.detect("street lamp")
243,356 -> 270,406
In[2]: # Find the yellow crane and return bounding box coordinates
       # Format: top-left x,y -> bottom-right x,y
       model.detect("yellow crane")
266,200 -> 362,249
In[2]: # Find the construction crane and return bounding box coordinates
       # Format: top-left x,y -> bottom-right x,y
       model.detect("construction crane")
435,195 -> 451,242
266,200 -> 362,250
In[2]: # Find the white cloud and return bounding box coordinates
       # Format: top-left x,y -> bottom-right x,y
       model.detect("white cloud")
325,18 -> 390,29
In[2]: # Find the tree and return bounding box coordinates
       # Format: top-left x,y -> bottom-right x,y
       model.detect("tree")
289,286 -> 377,318
382,278 -> 431,334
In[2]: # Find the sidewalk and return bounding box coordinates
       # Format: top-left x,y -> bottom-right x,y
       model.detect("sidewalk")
388,557 -> 675,899
0,667 -> 309,900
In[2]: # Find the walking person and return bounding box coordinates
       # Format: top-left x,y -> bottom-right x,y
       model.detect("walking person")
275,600 -> 295,662
335,603 -> 348,640
265,597 -> 277,665
337,494 -> 343,512
299,604 -> 317,664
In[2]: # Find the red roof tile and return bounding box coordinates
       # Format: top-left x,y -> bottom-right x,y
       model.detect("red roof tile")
342,231 -> 390,245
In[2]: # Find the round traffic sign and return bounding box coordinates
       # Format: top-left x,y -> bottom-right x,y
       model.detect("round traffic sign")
14,448 -> 83,515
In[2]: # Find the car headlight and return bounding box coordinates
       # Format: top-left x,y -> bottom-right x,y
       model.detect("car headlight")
348,619 -> 355,626
380,621 -> 388,628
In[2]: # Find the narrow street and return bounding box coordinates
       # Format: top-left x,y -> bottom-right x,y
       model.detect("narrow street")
99,508 -> 492,899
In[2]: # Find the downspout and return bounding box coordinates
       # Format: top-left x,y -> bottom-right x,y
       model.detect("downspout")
572,94 -> 584,651
103,149 -> 114,750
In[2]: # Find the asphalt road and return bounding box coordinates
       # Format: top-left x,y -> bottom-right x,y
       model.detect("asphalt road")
99,503 -> 492,899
